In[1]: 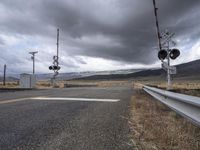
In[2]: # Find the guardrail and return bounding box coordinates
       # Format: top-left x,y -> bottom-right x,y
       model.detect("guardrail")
143,85 -> 200,127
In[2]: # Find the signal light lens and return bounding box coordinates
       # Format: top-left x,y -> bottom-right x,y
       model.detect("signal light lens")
158,50 -> 168,60
49,65 -> 61,70
49,66 -> 53,70
170,49 -> 180,60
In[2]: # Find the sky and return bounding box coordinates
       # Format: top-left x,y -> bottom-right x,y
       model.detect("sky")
0,0 -> 200,74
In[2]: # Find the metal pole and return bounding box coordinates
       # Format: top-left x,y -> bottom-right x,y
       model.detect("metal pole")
29,51 -> 38,75
167,41 -> 171,90
50,29 -> 60,86
3,64 -> 6,86
33,54 -> 35,74
152,0 -> 162,51
57,28 -> 59,66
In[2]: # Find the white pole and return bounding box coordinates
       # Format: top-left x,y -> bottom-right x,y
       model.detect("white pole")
167,41 -> 171,90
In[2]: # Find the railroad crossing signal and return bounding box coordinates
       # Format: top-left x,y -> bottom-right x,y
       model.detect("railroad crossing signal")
158,48 -> 180,60
152,0 -> 180,90
49,29 -> 61,81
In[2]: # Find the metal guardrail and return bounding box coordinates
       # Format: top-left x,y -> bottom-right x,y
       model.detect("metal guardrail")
143,85 -> 200,127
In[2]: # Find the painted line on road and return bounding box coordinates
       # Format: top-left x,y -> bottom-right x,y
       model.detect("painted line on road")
31,97 -> 120,102
0,97 -> 120,105
0,97 -> 45,104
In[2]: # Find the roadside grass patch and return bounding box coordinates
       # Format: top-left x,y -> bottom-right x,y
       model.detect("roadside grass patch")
130,89 -> 200,150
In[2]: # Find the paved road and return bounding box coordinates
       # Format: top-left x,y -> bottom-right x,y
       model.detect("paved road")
0,86 -> 135,150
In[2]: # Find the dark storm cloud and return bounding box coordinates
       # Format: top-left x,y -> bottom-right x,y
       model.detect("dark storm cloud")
0,0 -> 200,66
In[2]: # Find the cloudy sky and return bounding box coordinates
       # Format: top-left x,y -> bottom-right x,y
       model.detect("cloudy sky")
0,0 -> 200,74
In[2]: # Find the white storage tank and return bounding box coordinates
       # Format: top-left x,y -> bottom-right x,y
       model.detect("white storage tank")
20,73 -> 36,88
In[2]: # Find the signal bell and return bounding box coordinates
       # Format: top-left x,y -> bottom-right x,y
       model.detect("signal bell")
158,50 -> 168,60
170,49 -> 180,60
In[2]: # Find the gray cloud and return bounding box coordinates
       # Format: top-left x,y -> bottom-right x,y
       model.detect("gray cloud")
0,0 -> 200,73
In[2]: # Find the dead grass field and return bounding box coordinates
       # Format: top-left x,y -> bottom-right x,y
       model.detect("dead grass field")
36,80 -> 53,88
39,80 -> 132,88
133,79 -> 200,97
0,81 -> 19,88
130,89 -> 200,150
134,77 -> 200,89
0,79 -> 133,89
66,80 -> 132,87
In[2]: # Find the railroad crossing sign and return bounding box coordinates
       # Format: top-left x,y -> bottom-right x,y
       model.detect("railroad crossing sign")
162,62 -> 177,74
161,32 -> 175,47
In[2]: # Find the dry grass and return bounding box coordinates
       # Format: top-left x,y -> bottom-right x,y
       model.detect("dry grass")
0,81 -> 19,88
35,80 -> 132,88
63,80 -> 132,88
134,80 -> 200,97
0,80 -> 133,89
130,89 -> 200,150
36,80 -> 53,88
134,80 -> 200,90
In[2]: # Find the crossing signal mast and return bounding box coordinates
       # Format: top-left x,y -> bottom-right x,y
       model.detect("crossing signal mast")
152,0 -> 180,90
49,29 -> 61,83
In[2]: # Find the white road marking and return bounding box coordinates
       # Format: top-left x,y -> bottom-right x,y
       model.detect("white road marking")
31,97 -> 120,102
0,97 -> 42,104
0,98 -> 27,104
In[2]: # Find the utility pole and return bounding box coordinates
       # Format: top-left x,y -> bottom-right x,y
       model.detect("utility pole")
29,51 -> 38,74
3,64 -> 6,86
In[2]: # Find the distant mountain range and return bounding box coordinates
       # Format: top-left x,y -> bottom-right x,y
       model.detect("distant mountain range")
74,59 -> 200,80
0,76 -> 19,82
0,69 -> 144,81
35,69 -> 144,80
1,59 -> 200,82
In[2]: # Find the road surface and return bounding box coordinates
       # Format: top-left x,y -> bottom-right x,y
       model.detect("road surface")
0,86 -> 135,150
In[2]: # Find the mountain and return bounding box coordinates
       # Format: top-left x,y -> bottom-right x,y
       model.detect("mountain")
4,59 -> 199,81
4,69 -> 144,81
74,59 -> 200,80
175,59 -> 200,77
51,69 -> 144,80
0,76 -> 19,82
32,69 -> 144,80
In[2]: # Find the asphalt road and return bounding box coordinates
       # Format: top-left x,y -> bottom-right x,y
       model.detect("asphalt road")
0,86 -> 135,150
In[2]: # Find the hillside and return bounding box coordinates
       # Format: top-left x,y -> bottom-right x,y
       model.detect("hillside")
0,76 -> 19,82
74,59 -> 200,80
